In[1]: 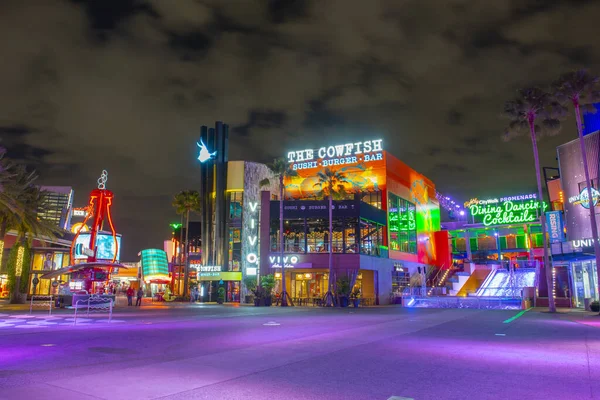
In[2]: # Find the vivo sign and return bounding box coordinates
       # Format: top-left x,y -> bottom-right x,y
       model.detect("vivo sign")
269,255 -> 299,268
245,202 -> 259,276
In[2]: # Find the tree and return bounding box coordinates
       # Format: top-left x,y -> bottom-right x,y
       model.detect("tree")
552,70 -> 600,312
260,158 -> 298,306
314,167 -> 349,306
172,190 -> 201,298
503,87 -> 563,313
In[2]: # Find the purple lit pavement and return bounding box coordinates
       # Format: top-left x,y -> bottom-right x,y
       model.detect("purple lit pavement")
1,302 -> 600,400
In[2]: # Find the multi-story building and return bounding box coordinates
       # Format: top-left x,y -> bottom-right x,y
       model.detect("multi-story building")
38,186 -> 74,230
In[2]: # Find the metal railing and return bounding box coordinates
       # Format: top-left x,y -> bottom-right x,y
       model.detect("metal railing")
74,295 -> 113,325
408,295 -> 523,310
30,295 -> 53,315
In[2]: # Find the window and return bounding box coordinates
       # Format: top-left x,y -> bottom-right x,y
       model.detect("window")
360,219 -> 383,257
361,191 -> 382,209
388,193 -> 417,254
306,219 -> 328,253
283,219 -> 306,252
229,192 -> 243,220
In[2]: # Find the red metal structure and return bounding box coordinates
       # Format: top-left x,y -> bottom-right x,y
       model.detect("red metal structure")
71,170 -> 119,264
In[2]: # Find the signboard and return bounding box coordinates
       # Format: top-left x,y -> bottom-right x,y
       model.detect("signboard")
271,200 -> 359,219
245,201 -> 259,276
140,249 -> 170,282
465,193 -> 547,227
196,271 -> 242,281
74,232 -> 122,261
269,255 -> 299,268
284,139 -> 386,199
546,211 -> 565,243
568,187 -> 600,209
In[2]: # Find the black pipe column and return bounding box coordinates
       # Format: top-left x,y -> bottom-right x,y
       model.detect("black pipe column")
198,122 -> 229,270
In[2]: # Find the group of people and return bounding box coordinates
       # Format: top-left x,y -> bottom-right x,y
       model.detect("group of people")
126,286 -> 144,306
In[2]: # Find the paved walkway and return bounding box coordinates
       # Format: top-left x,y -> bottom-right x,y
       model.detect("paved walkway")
0,304 -> 599,400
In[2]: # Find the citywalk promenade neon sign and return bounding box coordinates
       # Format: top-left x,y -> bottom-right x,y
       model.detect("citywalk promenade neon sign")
466,193 -> 548,227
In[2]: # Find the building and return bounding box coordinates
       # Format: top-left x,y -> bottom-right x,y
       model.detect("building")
258,139 -> 446,305
551,130 -> 600,308
38,186 -> 74,230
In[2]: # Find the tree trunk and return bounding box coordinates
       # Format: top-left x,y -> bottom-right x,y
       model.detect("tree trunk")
279,175 -> 288,306
183,209 -> 190,298
529,117 -> 556,313
326,183 -> 334,306
0,220 -> 6,270
574,103 -> 600,313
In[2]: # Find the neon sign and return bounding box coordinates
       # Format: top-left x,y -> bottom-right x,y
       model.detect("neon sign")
569,187 -> 600,209
197,139 -> 217,163
245,201 -> 259,276
287,139 -> 383,170
269,255 -> 298,268
467,194 -> 547,227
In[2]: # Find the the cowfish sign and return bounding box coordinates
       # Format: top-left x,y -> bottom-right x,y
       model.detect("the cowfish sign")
466,193 -> 548,227
287,139 -> 384,170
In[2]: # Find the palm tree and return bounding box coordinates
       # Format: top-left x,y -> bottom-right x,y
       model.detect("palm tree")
172,190 -> 201,298
503,88 -> 563,313
260,158 -> 298,306
314,167 -> 348,306
553,70 -> 600,310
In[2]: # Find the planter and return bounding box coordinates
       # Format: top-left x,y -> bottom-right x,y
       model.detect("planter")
245,295 -> 255,304
339,296 -> 349,308
217,298 -> 224,304
264,296 -> 272,307
352,298 -> 360,308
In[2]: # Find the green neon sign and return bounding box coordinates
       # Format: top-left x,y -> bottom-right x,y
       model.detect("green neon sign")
469,200 -> 547,227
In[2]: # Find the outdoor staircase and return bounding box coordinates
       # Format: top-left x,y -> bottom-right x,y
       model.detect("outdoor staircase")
447,264 -> 493,296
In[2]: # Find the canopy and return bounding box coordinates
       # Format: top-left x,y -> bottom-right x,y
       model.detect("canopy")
40,262 -> 128,280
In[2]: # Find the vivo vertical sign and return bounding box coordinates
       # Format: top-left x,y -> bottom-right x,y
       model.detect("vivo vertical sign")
546,211 -> 564,243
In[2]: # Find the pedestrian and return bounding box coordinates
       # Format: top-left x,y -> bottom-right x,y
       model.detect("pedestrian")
136,287 -> 144,306
126,286 -> 134,306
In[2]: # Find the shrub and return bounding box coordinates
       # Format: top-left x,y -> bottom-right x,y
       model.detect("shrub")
590,301 -> 599,312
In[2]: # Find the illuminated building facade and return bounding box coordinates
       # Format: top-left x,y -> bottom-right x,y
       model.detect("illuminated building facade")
551,130 -> 600,308
258,139 -> 445,305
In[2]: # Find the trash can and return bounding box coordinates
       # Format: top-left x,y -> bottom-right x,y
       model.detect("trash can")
584,298 -> 592,311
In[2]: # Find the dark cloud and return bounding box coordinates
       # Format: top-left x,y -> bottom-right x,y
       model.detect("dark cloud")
1,0 -> 598,258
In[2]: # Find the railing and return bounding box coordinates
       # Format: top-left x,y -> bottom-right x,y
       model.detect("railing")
402,287 -> 446,297
407,295 -> 523,310
30,295 -> 53,315
74,295 -> 113,325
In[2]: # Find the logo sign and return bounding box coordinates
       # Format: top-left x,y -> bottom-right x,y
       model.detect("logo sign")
245,201 -> 259,276
287,139 -> 383,171
73,209 -> 87,217
467,193 -> 547,227
546,211 -> 564,243
197,265 -> 221,272
196,139 -> 217,163
269,255 -> 298,268
569,187 -> 600,209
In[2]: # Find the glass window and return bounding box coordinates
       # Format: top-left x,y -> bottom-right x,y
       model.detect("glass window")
361,191 -> 382,209
306,219 -> 328,253
229,192 -> 243,220
360,219 -> 383,257
388,193 -> 417,254
283,219 -> 305,252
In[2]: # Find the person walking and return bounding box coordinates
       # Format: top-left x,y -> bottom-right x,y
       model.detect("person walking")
136,287 -> 143,306
126,286 -> 134,306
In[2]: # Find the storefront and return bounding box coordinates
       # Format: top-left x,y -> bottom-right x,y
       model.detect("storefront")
258,138 -> 445,304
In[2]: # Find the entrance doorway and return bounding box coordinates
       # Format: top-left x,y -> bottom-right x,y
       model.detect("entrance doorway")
570,261 -> 598,308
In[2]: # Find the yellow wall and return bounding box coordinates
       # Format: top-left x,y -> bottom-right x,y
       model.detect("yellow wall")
227,161 -> 245,191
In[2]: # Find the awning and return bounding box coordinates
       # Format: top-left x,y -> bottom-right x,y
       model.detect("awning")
40,262 -> 128,280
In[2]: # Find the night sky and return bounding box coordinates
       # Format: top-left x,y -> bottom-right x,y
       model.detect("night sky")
1,0 -> 599,260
